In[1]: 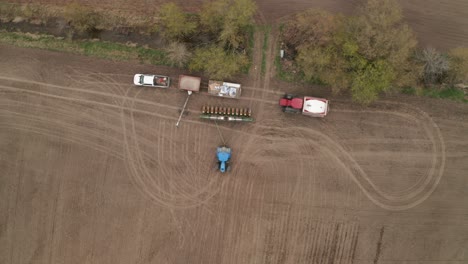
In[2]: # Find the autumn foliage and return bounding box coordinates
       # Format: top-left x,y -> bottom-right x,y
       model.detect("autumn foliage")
283,0 -> 421,104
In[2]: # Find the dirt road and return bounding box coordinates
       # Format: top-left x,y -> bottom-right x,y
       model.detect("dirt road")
1,41 -> 468,264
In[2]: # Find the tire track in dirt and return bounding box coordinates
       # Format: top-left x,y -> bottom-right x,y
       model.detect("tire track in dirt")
72,71 -> 195,259
0,108 -> 122,155
245,85 -> 446,210
291,111 -> 444,211
0,67 -> 448,210
0,96 -> 123,139
243,98 -> 445,210
335,102 -> 446,202
0,93 -> 191,174
237,135 -> 361,263
0,121 -> 123,159
230,101 -> 444,212
95,74 -> 215,209
0,76 -> 279,110
117,80 -> 228,209
0,89 -> 125,159
2,82 -> 442,210
0,83 -> 251,137
330,110 -> 435,198
1,74 -> 229,209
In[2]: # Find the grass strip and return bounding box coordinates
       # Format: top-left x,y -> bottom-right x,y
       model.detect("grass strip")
261,26 -> 270,75
423,87 -> 467,103
0,31 -> 168,65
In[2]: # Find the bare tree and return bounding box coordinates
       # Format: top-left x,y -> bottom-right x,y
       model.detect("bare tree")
166,42 -> 191,68
416,47 -> 449,85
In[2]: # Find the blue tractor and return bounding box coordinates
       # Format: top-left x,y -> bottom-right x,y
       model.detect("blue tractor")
216,146 -> 231,173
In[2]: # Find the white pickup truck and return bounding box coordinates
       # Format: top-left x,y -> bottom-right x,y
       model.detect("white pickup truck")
133,74 -> 170,88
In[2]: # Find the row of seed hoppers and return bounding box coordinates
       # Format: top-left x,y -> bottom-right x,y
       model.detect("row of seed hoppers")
173,75 -> 254,127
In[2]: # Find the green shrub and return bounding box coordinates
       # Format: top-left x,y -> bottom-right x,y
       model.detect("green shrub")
158,3 -> 197,40
189,45 -> 248,79
448,47 -> 468,84
423,87 -> 467,102
401,87 -> 416,95
0,31 -> 168,66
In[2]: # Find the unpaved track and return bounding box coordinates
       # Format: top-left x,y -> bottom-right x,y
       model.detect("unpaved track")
1,42 -> 468,264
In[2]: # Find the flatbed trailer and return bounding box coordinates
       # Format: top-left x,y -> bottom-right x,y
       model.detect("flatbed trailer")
208,80 -> 241,99
179,75 -> 201,92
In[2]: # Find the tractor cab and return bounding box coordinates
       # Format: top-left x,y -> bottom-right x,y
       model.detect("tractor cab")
279,94 -> 304,113
279,97 -> 303,109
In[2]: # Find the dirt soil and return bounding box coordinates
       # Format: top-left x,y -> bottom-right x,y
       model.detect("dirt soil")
1,1 -> 468,263
1,25 -> 468,264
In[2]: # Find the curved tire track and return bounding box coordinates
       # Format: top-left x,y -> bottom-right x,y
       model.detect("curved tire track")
0,71 -> 446,210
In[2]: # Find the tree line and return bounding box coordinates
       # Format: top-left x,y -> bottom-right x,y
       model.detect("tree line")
15,0 -> 465,103
58,0 -> 256,80
158,0 -> 256,79
281,0 -> 468,104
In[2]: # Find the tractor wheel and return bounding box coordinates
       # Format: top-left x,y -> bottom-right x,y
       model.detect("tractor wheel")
284,107 -> 296,113
285,94 -> 294,100
214,161 -> 221,171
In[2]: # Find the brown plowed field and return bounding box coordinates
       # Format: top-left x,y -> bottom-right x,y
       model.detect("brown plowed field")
1,37 -> 468,264
7,0 -> 468,49
1,1 -> 468,262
